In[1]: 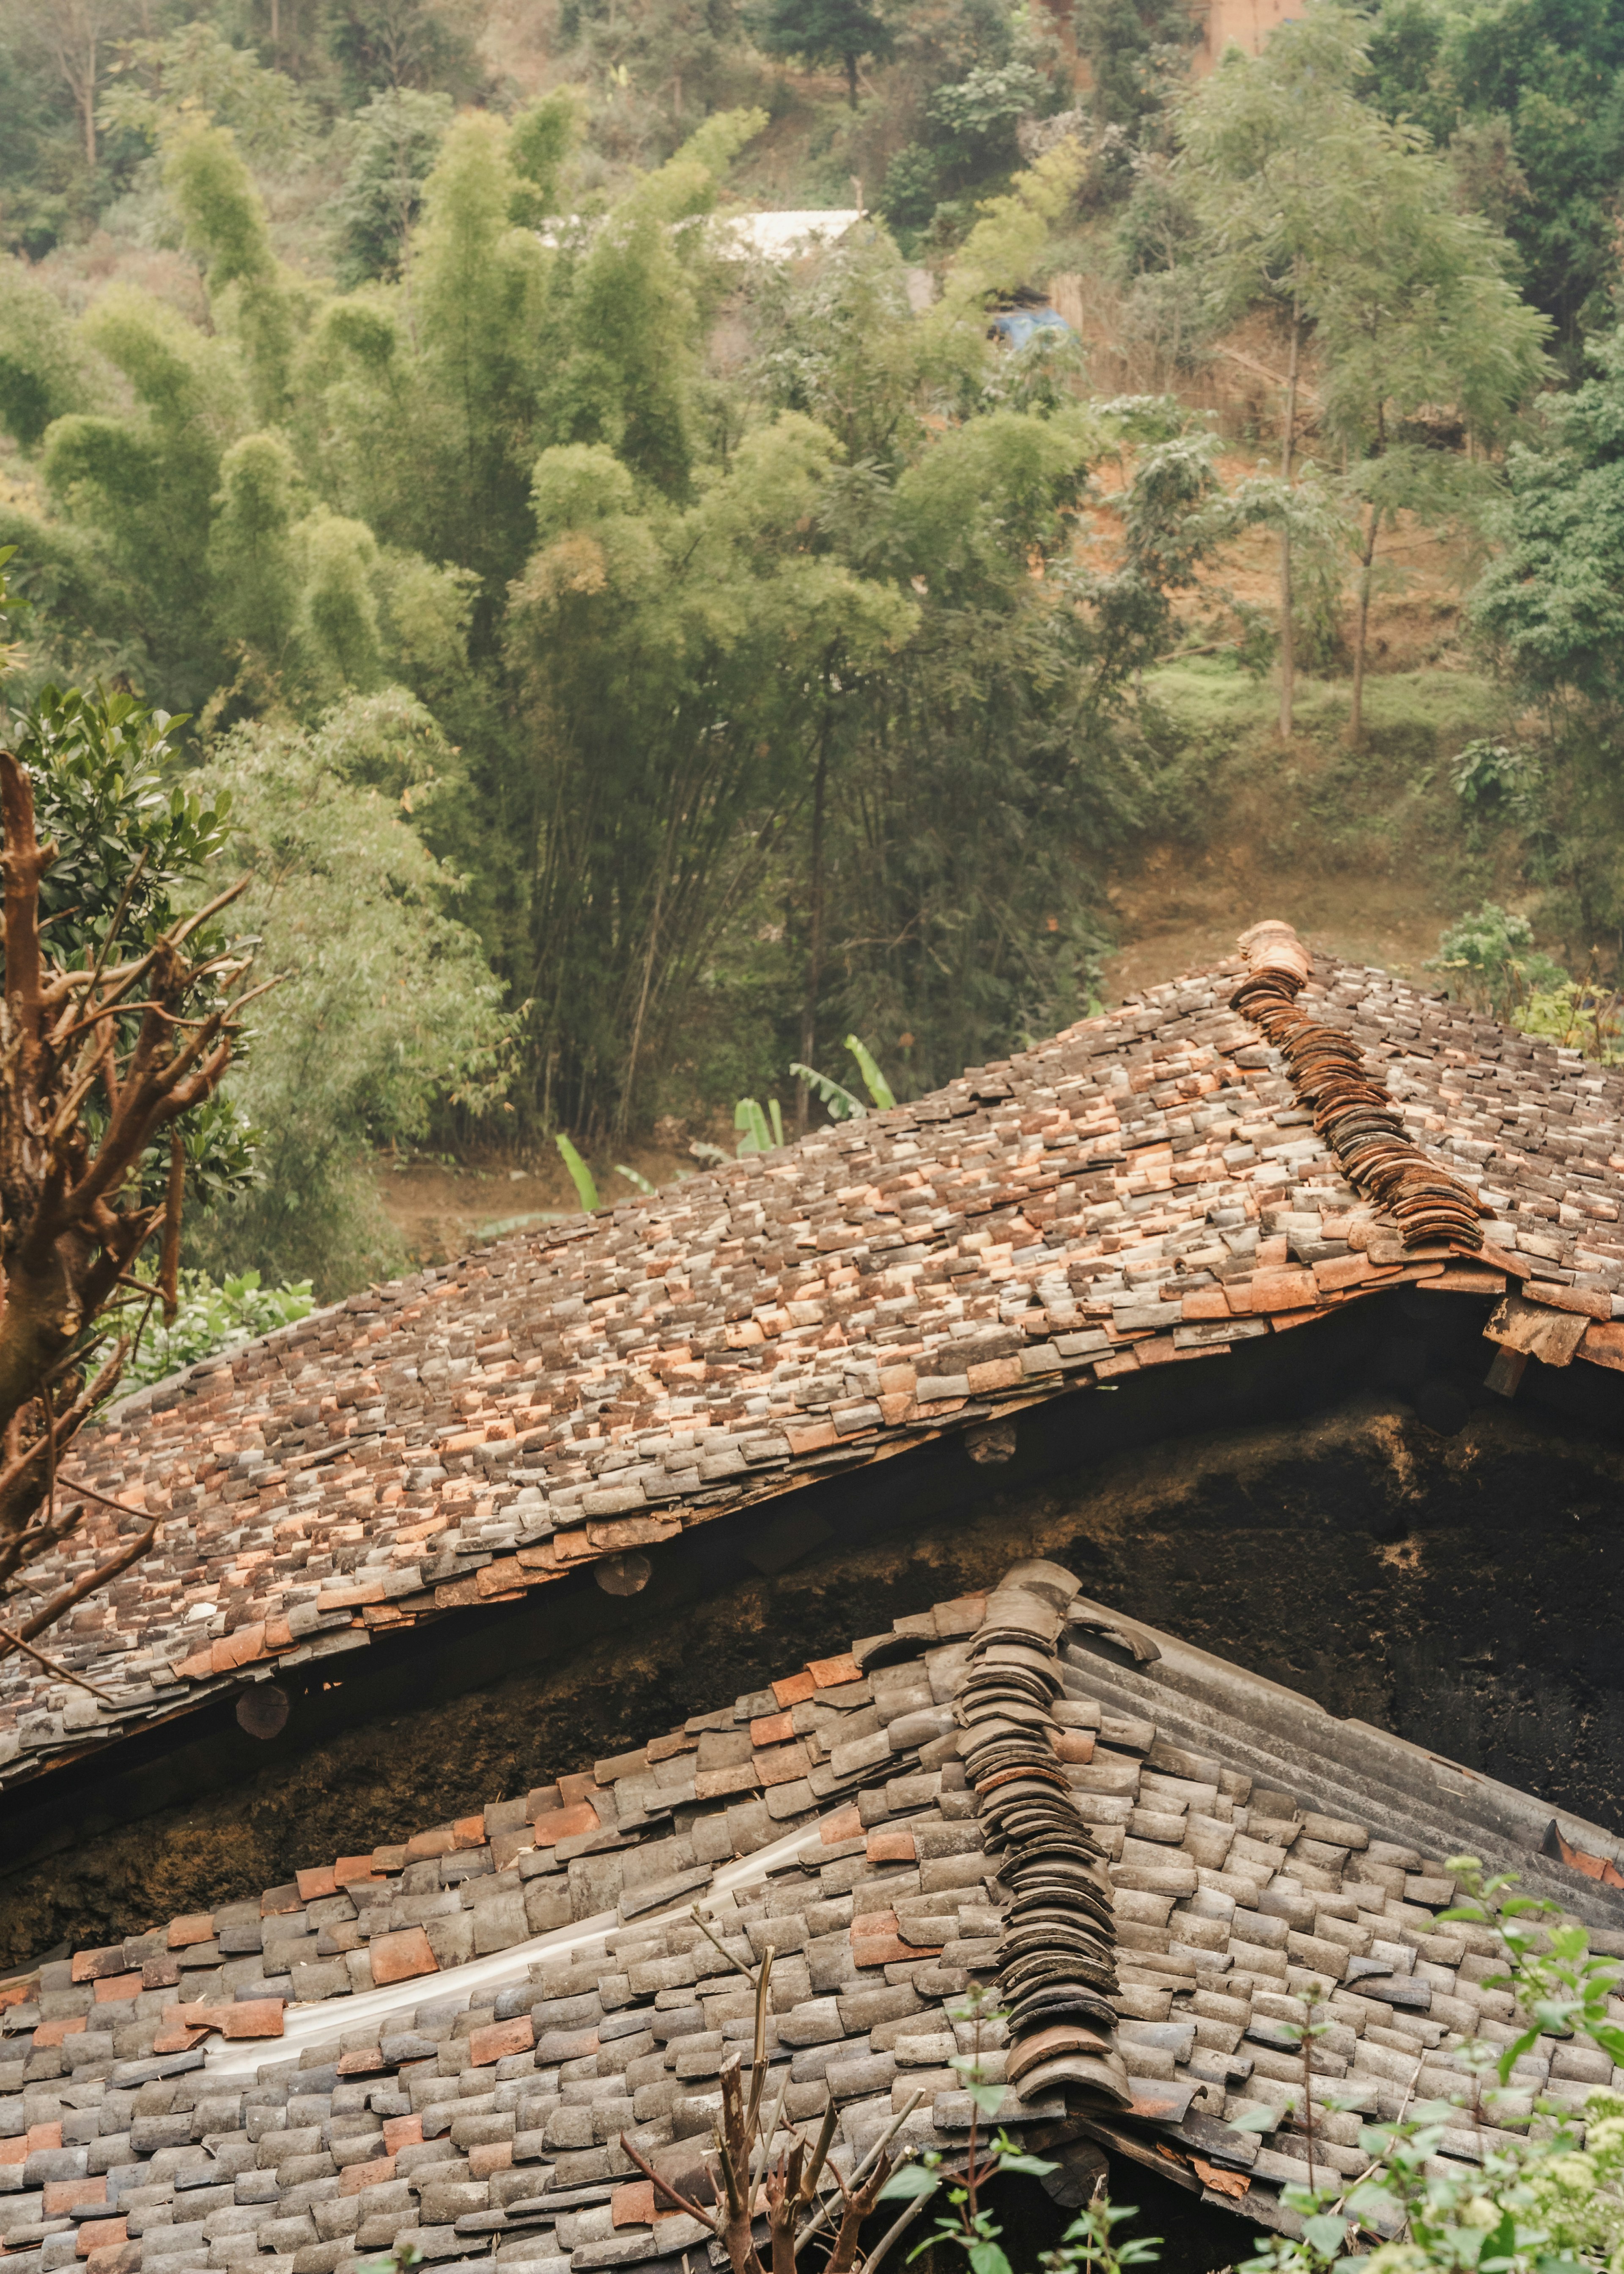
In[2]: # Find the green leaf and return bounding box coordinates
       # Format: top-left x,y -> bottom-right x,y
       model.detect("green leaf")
734,1098 -> 771,1153
966,2080 -> 1007,2116
876,2164 -> 940,2203
555,1133 -> 599,1211
768,1098 -> 784,1148
967,2244 -> 1012,2274
1304,2215 -> 1348,2257
614,1163 -> 656,1195
1227,2103 -> 1280,2131
844,1034 -> 896,1109
789,1060 -> 867,1120
995,2153 -> 1058,2176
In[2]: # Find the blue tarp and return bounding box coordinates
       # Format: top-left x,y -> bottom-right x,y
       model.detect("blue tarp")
989,306 -> 1073,348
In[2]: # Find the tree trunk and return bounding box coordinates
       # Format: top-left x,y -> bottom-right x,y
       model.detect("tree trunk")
798,730 -> 828,1135
1276,297 -> 1300,740
1348,497 -> 1380,747
844,50 -> 858,107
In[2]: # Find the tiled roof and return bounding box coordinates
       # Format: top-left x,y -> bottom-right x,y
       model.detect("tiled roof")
5,1559 -> 1622,2274
10,922 -> 1624,1788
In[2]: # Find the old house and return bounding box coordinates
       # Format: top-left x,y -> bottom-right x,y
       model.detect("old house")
3,915 -> 1623,2271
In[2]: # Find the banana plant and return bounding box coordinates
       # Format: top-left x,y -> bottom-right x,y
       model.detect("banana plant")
554,1132 -> 599,1210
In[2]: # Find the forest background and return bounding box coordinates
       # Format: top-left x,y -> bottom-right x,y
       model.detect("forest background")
4,0 -> 1624,1319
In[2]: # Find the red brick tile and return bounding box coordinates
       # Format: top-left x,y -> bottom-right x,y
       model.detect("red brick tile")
749,1711 -> 795,1747
76,2219 -> 127,2259
219,2000 -> 285,2039
70,1947 -> 125,1984
91,1973 -> 143,2003
369,1928 -> 438,1986
612,2182 -> 656,2229
852,1934 -> 927,1969
785,1421 -> 838,1454
532,1801 -> 601,1847
45,2177 -> 103,2216
820,1804 -> 862,1844
166,1912 -> 214,1949
340,2155 -> 395,2195
469,2142 -> 514,2179
1249,1270 -> 1318,1314
383,2116 -> 423,2156
469,2016 -> 534,2067
694,1763 -> 760,1802
865,1829 -> 917,1863
1052,1730 -> 1095,1763
33,2018 -> 87,2047
209,1622 -> 266,1673
296,1867 -> 338,1903
1313,1253 -> 1371,1291
808,1653 -> 860,1689
771,1671 -> 817,1708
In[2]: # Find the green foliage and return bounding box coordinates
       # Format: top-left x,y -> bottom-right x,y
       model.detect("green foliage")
752,0 -> 893,104
96,24 -> 312,163
329,88 -> 453,286
0,258 -> 106,451
733,1097 -> 774,1153
844,1035 -> 894,1108
1075,0 -> 1199,141
1232,1863 -> 1624,2274
1473,328 -> 1624,702
555,1133 -> 600,1210
878,144 -> 941,231
165,124 -> 298,424
1429,900 -> 1569,1019
182,692 -> 515,1296
1363,0 -> 1624,359
9,681 -> 263,1216
106,1266 -> 315,1392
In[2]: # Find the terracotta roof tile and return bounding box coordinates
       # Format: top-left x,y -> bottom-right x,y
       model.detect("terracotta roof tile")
7,922 -> 1624,1788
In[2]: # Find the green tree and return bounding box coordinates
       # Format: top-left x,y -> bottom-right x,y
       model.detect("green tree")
164,121 -> 299,426
754,0 -> 893,107
184,691 -> 513,1295
1364,0 -> 1624,367
1178,7 -> 1544,740
39,287 -> 247,708
1469,327 -> 1624,944
1075,0 -> 1197,141
95,21 -> 312,164
329,86 -> 453,286
0,621 -> 265,1675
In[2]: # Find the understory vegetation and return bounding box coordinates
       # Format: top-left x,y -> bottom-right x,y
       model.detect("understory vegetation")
4,0 -> 1624,1313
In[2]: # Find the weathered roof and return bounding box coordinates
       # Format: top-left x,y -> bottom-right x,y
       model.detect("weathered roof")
9,920 -> 1624,1788
5,1558 -> 1621,2274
